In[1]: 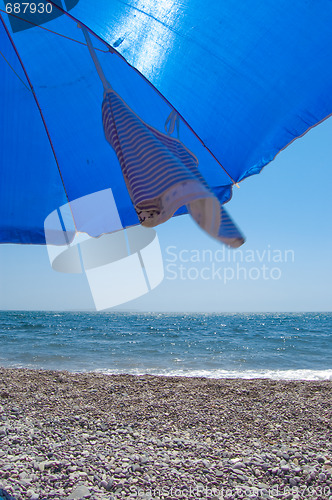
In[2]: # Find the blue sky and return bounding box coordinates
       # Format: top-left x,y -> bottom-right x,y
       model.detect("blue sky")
0,116 -> 331,312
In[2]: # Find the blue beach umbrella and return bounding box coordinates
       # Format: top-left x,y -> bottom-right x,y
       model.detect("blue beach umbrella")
0,0 -> 332,246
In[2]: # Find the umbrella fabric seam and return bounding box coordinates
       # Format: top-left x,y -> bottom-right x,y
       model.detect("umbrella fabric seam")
0,47 -> 31,91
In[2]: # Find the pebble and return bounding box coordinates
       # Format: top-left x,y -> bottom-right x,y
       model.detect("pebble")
67,485 -> 91,499
106,479 -> 114,491
233,461 -> 245,469
0,368 -> 330,500
130,463 -> 141,472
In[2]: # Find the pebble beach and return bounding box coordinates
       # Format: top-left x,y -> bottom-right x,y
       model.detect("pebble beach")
0,368 -> 331,500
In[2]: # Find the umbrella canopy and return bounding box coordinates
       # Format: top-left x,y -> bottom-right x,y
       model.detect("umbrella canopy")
1,0 -> 332,244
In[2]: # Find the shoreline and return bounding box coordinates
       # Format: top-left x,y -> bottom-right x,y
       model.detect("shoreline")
0,368 -> 331,499
1,367 -> 331,383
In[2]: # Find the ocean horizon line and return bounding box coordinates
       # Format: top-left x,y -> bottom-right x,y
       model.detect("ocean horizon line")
0,309 -> 331,314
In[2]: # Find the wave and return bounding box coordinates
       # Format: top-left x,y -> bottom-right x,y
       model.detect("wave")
91,368 -> 332,381
2,323 -> 46,331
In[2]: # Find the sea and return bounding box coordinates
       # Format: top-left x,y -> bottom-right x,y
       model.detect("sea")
0,311 -> 331,380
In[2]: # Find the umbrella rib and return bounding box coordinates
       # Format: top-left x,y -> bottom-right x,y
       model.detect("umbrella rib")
0,12 -> 72,213
46,0 -> 240,189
